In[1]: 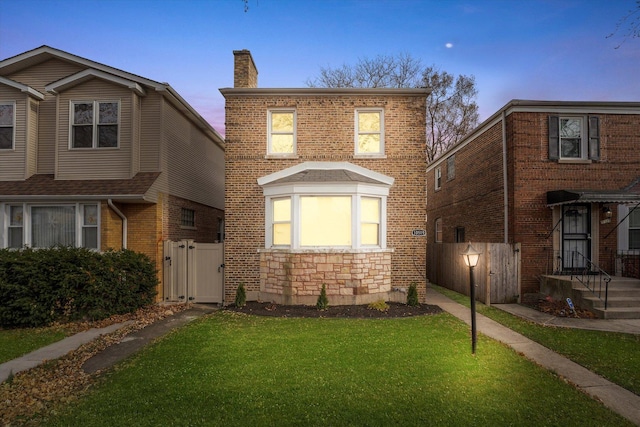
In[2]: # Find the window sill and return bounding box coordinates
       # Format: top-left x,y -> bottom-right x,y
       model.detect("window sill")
265,154 -> 299,159
557,159 -> 592,164
180,226 -> 197,230
259,247 -> 394,254
353,154 -> 386,160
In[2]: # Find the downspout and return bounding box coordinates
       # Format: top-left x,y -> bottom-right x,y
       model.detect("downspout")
502,111 -> 509,243
108,199 -> 127,249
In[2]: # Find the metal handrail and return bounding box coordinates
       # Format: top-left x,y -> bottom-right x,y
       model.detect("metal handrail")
569,251 -> 612,310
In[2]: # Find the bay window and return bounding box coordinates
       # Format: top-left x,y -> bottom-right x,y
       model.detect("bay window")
2,203 -> 100,249
260,162 -> 392,250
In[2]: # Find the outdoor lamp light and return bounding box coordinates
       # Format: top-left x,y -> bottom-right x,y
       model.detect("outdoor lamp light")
602,206 -> 612,219
461,242 -> 481,355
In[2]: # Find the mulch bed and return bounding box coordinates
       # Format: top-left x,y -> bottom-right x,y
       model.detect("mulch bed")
527,296 -> 597,319
226,301 -> 443,318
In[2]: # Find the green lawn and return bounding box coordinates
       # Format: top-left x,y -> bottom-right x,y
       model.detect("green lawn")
432,285 -> 640,396
44,311 -> 632,426
0,327 -> 69,364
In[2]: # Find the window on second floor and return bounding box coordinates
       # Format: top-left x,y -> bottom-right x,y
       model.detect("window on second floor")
71,101 -> 119,149
355,109 -> 384,155
435,218 -> 442,243
447,155 -> 455,180
268,109 -> 296,155
435,167 -> 442,190
0,102 -> 15,150
549,115 -> 599,161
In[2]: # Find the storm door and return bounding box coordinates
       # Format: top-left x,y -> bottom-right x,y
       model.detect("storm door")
561,204 -> 591,270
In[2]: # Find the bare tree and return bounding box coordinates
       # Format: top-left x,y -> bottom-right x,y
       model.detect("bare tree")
307,54 -> 479,162
607,0 -> 640,48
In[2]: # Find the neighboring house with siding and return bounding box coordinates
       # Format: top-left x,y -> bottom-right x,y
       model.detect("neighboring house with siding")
220,50 -> 429,305
0,46 -> 224,300
426,100 -> 640,303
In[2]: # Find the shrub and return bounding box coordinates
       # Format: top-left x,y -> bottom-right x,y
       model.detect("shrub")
0,247 -> 158,328
316,284 -> 329,310
368,299 -> 389,312
407,282 -> 420,307
235,283 -> 246,307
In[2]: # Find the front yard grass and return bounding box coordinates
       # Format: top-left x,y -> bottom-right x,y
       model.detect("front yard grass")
44,311 -> 631,426
432,284 -> 640,396
0,327 -> 70,364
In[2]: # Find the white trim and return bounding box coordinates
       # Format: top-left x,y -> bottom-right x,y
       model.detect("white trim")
0,77 -> 45,100
354,108 -> 384,155
558,115 -> 588,160
46,69 -> 146,96
69,100 -> 121,149
267,108 -> 296,155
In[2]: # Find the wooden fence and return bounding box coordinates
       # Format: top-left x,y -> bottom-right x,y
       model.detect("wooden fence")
427,242 -> 521,304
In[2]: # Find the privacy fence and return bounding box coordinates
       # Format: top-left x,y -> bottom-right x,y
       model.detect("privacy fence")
427,242 -> 521,304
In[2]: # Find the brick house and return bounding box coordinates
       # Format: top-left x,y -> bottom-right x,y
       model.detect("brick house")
426,100 -> 640,303
220,50 -> 429,305
0,46 -> 225,300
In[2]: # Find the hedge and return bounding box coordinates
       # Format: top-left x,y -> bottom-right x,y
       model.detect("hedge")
0,247 -> 158,328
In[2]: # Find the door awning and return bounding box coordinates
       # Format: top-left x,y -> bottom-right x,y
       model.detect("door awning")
547,189 -> 640,207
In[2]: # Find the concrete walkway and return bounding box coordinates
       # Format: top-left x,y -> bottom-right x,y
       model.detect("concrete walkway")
427,287 -> 640,426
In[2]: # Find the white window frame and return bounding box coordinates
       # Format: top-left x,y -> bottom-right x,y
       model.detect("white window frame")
69,100 -> 120,149
0,101 -> 15,150
559,116 -> 587,160
354,108 -> 384,157
435,167 -> 442,190
1,202 -> 100,250
267,108 -> 296,156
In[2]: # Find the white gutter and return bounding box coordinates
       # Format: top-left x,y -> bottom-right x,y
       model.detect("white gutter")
502,111 -> 509,244
108,199 -> 127,249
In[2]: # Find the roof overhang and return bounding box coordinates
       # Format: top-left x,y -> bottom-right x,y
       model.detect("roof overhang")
0,76 -> 45,100
547,190 -> 640,207
45,69 -> 146,96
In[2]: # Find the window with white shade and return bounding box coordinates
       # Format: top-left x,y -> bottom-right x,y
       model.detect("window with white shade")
268,109 -> 296,155
355,109 -> 384,155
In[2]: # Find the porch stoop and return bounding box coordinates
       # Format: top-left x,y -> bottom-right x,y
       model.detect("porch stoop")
541,276 -> 640,319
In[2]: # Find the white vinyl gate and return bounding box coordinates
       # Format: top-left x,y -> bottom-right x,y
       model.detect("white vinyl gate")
163,240 -> 224,303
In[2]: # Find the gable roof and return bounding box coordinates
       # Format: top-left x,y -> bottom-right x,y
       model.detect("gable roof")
0,46 -> 224,149
45,69 -> 146,96
0,76 -> 44,100
258,162 -> 394,187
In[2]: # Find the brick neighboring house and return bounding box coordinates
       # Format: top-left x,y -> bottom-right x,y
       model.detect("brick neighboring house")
220,50 -> 429,305
426,100 -> 640,303
0,46 -> 225,300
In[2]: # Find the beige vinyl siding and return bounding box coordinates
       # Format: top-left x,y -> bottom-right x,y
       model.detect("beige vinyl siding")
0,88 -> 26,180
131,93 -> 141,176
159,99 -> 224,209
26,99 -> 38,177
139,92 -> 161,172
5,59 -> 83,175
55,79 -> 132,180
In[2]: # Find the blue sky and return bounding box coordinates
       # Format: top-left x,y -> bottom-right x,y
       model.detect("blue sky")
1,0 -> 638,134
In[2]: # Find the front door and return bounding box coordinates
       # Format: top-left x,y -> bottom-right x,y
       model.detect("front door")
562,204 -> 591,270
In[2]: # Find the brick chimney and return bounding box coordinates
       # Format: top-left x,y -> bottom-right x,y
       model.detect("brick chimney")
233,49 -> 258,88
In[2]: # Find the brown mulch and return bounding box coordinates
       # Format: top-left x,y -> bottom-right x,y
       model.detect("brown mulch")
226,301 -> 443,318
528,296 -> 597,319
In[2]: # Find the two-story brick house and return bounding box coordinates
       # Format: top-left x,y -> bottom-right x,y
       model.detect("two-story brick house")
426,100 -> 640,304
0,46 -> 225,300
221,50 -> 429,305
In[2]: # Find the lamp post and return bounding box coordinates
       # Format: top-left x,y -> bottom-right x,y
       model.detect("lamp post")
461,242 -> 481,355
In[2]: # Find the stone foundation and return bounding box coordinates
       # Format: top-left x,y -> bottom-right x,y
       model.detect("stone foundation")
259,249 -> 394,305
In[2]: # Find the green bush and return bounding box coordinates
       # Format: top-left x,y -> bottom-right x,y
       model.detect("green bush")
407,282 -> 420,307
0,247 -> 158,328
235,283 -> 246,307
316,284 -> 329,310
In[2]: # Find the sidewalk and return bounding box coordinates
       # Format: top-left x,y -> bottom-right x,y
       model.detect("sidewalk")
0,305 -> 217,383
427,287 -> 640,426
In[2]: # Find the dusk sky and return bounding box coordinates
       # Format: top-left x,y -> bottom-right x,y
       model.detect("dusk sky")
1,0 -> 638,134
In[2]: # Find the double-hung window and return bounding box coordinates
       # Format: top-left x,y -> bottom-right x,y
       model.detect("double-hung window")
549,115 -> 599,161
71,101 -> 119,148
3,203 -> 99,249
435,167 -> 442,190
435,218 -> 442,243
355,109 -> 384,155
629,208 -> 640,250
447,155 -> 455,180
0,102 -> 15,150
268,109 -> 296,155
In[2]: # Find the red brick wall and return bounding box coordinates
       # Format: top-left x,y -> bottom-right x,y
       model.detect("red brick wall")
427,110 -> 640,301
165,194 -> 224,243
224,92 -> 427,304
